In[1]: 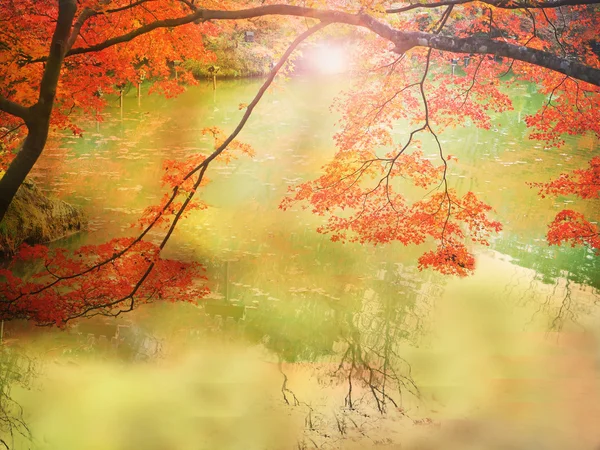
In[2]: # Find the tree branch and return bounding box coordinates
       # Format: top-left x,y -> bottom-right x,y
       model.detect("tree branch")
105,0 -> 156,14
63,5 -> 358,58
386,0 -> 600,13
0,0 -> 77,223
388,31 -> 600,86
21,4 -> 598,87
65,0 -> 156,51
66,7 -> 97,51
38,0 -> 77,111
0,96 -> 29,121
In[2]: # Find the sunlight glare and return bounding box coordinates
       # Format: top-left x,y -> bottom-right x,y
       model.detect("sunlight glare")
312,44 -> 348,75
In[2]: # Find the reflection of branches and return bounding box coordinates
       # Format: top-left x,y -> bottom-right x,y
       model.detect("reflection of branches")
502,264 -> 527,302
278,357 -> 300,406
526,274 -> 559,327
0,347 -> 35,449
551,276 -> 576,330
333,290 -> 420,414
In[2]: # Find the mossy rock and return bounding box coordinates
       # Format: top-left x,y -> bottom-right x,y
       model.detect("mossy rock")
0,180 -> 87,257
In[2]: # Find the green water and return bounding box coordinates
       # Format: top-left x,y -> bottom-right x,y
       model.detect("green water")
8,75 -> 600,449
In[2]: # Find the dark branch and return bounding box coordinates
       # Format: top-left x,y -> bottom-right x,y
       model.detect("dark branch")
105,0 -> 157,14
386,0 -> 600,13
38,0 -> 77,110
66,8 -> 97,51
18,4 -> 599,87
63,6 -> 357,58
57,5 -> 600,87
0,96 -> 29,121
388,31 -> 600,86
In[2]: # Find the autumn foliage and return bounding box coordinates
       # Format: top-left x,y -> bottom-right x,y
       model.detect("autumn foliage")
0,240 -> 208,326
0,122 -> 257,325
1,0 -> 599,325
0,0 -> 223,143
531,157 -> 600,253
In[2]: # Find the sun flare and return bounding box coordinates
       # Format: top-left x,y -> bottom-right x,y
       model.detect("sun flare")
311,44 -> 348,75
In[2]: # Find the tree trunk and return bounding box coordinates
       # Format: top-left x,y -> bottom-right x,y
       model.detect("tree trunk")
0,122 -> 49,222
0,0 -> 77,223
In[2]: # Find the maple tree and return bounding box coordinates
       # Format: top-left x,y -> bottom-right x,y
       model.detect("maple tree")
0,0 -> 599,325
530,157 -> 600,253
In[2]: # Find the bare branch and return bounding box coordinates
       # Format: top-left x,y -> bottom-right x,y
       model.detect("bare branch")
0,123 -> 24,141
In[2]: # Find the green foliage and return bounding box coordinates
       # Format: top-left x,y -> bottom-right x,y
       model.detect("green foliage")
184,29 -> 283,78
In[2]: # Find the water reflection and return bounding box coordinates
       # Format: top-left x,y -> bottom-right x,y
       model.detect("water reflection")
494,235 -> 600,329
0,346 -> 35,447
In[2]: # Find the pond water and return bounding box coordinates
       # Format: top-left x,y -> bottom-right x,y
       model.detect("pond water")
6,75 -> 600,449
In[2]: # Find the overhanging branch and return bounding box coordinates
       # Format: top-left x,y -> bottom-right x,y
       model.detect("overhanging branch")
389,32 -> 600,86
386,0 -> 600,13
25,4 -> 600,88
64,5 -> 358,58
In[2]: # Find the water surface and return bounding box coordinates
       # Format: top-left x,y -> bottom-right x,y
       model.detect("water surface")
9,75 -> 600,449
